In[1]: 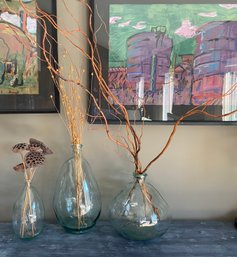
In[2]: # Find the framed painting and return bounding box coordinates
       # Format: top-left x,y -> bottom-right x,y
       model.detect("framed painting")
0,0 -> 59,113
90,1 -> 237,123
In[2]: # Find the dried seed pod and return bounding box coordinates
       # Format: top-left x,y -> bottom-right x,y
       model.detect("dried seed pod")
24,151 -> 45,168
12,143 -> 29,153
29,138 -> 53,155
28,143 -> 43,152
13,163 -> 26,172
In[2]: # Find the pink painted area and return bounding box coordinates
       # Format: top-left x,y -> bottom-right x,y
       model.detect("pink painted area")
175,19 -> 197,38
0,23 -> 32,53
192,75 -> 223,105
118,20 -> 131,27
173,55 -> 194,105
198,12 -> 217,17
109,16 -> 122,25
219,4 -> 237,9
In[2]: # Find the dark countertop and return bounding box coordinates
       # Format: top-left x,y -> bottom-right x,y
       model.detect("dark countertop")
0,221 -> 237,257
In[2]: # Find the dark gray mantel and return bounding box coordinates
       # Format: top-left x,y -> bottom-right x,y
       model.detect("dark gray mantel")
0,221 -> 237,257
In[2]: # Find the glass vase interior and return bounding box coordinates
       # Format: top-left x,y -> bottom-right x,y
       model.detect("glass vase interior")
53,144 -> 101,233
12,183 -> 44,239
110,173 -> 171,240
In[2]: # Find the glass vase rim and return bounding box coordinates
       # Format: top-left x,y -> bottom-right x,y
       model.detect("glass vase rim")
133,172 -> 147,179
71,143 -> 83,147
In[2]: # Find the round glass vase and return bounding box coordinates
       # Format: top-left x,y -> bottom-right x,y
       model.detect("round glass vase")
12,183 -> 44,239
109,173 -> 171,240
53,144 -> 101,233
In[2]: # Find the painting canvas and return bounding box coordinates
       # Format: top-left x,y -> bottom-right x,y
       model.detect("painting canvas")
0,0 -> 38,95
91,1 -> 237,123
0,0 -> 58,113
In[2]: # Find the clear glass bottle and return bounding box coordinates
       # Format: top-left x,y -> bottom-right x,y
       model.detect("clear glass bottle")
53,144 -> 101,233
110,173 -> 171,240
12,183 -> 44,239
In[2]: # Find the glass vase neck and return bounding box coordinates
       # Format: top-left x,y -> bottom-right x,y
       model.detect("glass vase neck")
133,172 -> 147,181
25,180 -> 32,188
71,144 -> 83,154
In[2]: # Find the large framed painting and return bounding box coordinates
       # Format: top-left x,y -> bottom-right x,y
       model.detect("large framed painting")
90,1 -> 237,123
0,0 -> 59,113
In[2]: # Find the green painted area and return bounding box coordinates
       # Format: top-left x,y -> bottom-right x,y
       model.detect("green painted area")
0,0 -> 35,12
109,4 -> 237,67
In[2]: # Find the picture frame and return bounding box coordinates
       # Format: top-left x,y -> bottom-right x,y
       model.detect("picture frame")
0,0 -> 59,113
90,1 -> 237,124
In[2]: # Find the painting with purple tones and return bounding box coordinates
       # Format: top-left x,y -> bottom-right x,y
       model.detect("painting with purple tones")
90,1 -> 237,123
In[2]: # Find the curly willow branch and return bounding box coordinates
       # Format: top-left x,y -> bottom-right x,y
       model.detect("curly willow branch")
17,0 -> 237,174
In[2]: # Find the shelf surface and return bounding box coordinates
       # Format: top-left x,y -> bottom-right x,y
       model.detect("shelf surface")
0,221 -> 237,257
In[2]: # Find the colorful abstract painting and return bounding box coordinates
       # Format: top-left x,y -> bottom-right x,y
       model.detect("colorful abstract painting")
0,0 -> 38,95
90,3 -> 237,122
91,0 -> 237,124
0,0 -> 58,113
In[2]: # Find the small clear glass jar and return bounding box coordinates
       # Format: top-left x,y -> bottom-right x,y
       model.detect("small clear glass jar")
12,183 -> 44,239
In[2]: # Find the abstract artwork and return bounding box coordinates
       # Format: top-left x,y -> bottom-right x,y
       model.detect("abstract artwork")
91,1 -> 237,123
0,0 -> 58,113
0,0 -> 38,95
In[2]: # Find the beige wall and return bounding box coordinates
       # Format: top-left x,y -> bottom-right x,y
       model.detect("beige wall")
1,0 -> 237,222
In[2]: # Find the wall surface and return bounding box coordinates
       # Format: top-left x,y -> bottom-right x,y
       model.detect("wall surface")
1,0 -> 237,222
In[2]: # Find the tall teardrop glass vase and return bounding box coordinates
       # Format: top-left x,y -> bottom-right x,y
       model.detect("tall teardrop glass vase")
110,173 -> 171,240
53,144 -> 101,233
12,183 -> 44,239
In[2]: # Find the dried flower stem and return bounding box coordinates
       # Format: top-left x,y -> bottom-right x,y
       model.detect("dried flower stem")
12,139 -> 52,238
125,178 -> 161,221
74,146 -> 85,228
19,154 -> 36,238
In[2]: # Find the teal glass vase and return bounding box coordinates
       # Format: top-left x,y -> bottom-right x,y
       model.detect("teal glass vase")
53,144 -> 101,233
109,173 -> 171,240
12,183 -> 44,239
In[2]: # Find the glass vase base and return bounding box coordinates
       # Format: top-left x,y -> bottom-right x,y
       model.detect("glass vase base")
17,232 -> 41,240
112,220 -> 170,241
60,217 -> 98,234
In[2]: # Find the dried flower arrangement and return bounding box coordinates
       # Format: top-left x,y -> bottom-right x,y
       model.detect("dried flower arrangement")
6,0 -> 237,238
1,1 -> 235,179
15,0 -> 237,224
29,2 -> 237,175
12,138 -> 53,238
30,0 -> 237,174
2,0 -> 100,231
0,0 -> 93,231
29,1 -> 237,239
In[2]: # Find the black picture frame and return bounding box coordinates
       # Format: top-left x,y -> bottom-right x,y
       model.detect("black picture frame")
0,0 -> 59,113
90,0 -> 237,124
